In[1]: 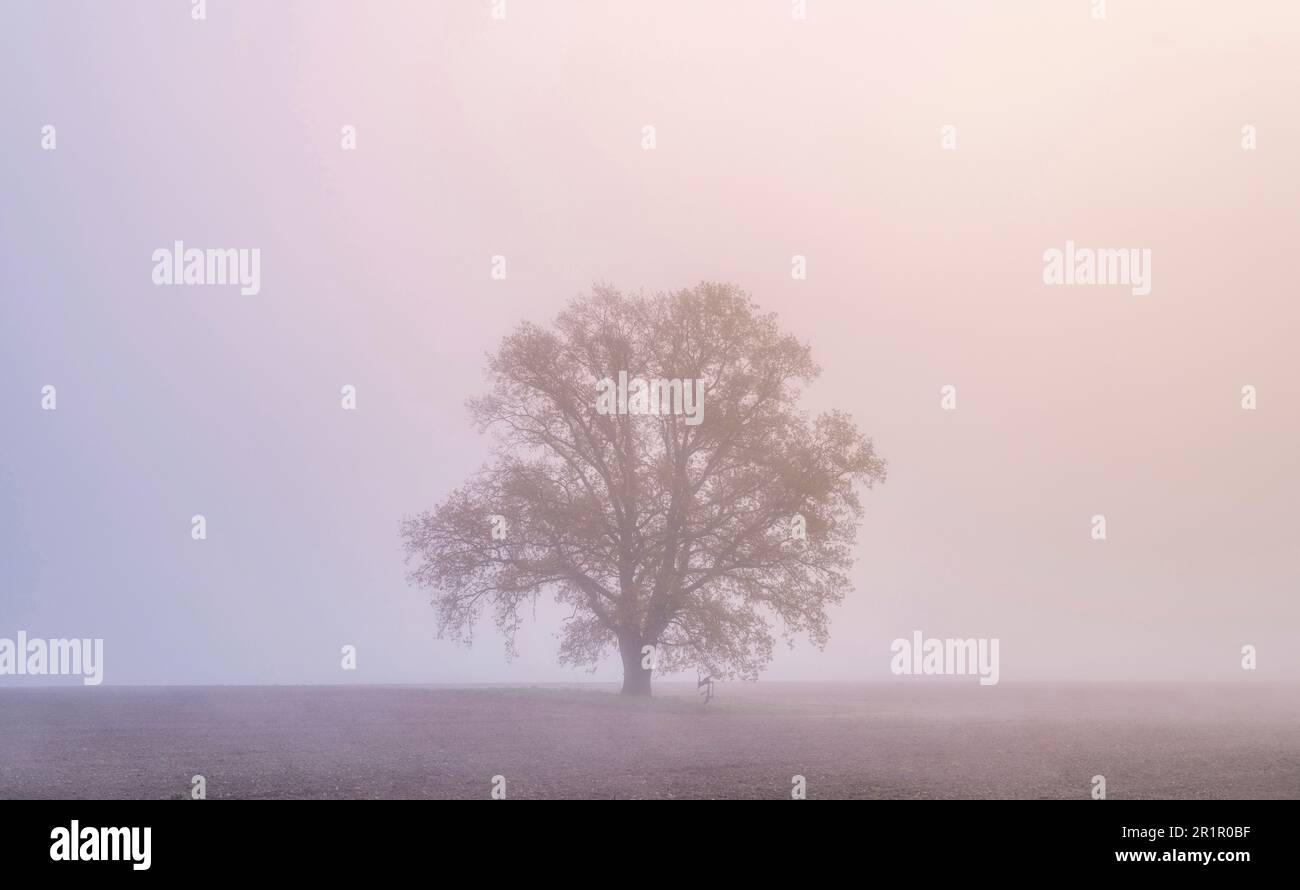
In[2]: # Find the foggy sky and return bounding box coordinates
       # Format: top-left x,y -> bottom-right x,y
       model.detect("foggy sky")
2,1 -> 1298,685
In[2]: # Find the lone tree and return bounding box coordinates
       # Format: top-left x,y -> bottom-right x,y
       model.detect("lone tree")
401,283 -> 885,695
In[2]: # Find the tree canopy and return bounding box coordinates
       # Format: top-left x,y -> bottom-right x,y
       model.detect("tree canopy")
401,282 -> 885,694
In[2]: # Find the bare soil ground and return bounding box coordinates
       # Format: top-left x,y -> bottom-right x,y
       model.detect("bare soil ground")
1,683 -> 1296,799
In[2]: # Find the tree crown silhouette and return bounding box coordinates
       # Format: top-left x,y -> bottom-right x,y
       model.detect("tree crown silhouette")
401,282 -> 885,694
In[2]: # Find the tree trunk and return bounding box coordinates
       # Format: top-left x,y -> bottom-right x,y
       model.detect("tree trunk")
619,637 -> 653,696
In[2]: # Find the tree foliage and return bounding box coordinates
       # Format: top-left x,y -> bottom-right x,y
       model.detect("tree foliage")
401,283 -> 885,693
